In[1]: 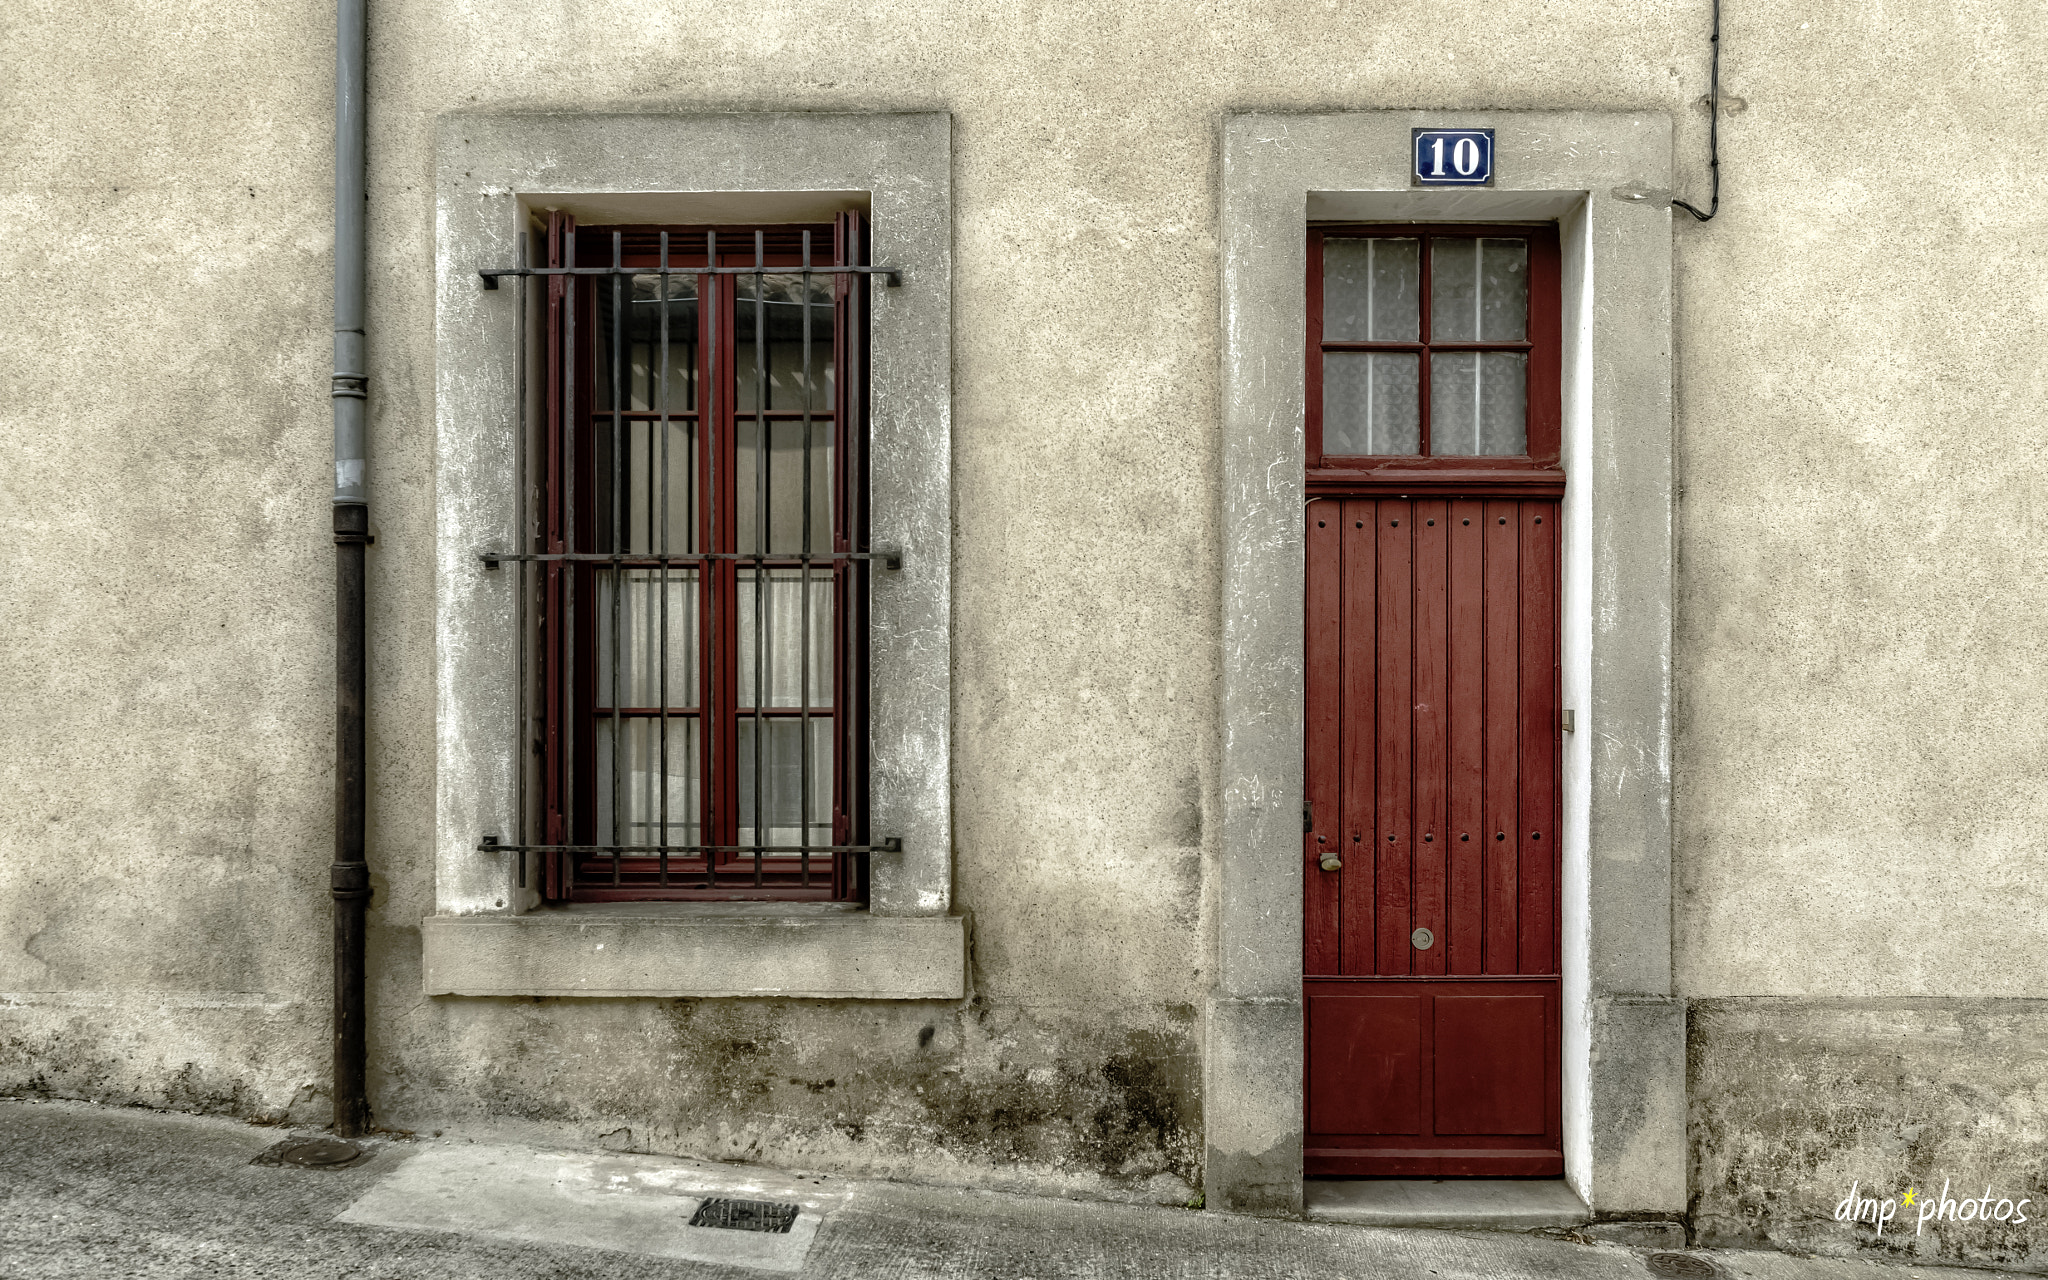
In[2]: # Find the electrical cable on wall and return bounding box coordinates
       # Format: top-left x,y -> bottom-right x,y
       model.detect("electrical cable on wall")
1671,0 -> 1721,221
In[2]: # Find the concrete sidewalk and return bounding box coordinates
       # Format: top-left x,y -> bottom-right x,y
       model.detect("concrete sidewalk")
0,1100 -> 1971,1279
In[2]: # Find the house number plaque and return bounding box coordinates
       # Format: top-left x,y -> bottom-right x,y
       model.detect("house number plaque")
1412,128 -> 1494,187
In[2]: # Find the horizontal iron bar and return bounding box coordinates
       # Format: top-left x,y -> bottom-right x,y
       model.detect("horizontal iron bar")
480,550 -> 900,569
480,264 -> 900,289
479,837 -> 902,855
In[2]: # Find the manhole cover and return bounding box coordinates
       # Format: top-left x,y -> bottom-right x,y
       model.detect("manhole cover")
1645,1254 -> 1719,1278
251,1136 -> 371,1169
687,1198 -> 799,1234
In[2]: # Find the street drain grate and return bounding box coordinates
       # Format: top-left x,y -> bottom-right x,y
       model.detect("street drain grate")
251,1136 -> 372,1169
687,1198 -> 800,1233
1645,1253 -> 1719,1278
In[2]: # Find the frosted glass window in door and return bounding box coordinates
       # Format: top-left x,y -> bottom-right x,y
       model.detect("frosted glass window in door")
1324,352 -> 1420,455
1430,239 -> 1529,341
1323,238 -> 1420,341
1430,352 -> 1528,455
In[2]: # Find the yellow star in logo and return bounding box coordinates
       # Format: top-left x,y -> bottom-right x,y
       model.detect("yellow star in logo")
1901,1188 -> 1918,1207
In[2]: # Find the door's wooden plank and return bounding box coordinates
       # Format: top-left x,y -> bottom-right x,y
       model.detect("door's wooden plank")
1481,500 -> 1521,974
1305,500 -> 1344,976
1445,498 -> 1485,974
1519,503 -> 1559,975
1305,986 -> 1424,1135
1340,499 -> 1378,974
1374,499 -> 1414,975
1410,500 -> 1449,977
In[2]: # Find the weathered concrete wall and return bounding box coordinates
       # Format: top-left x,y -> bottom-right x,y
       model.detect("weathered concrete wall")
4,0 -> 2048,1214
1691,1000 -> 2048,1272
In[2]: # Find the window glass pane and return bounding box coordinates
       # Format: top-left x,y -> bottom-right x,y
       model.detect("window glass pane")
594,418 -> 698,555
735,419 -> 833,555
735,273 -> 834,412
1430,238 -> 1529,342
738,717 -> 833,848
596,717 -> 701,849
597,274 -> 699,412
597,569 -> 700,709
735,273 -> 836,550
737,568 -> 833,709
1429,351 -> 1528,456
1323,237 -> 1419,342
594,272 -> 701,557
1323,351 -> 1420,455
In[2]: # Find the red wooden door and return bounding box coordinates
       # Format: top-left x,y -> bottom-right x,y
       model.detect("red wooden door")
1304,495 -> 1560,1177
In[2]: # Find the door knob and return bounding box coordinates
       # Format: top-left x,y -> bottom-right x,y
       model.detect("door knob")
1319,856 -> 1342,872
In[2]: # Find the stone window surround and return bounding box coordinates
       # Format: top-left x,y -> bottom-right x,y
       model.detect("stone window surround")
1209,112 -> 1685,1216
423,112 -> 963,1000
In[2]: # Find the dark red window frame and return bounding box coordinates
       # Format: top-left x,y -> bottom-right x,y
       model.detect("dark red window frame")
1307,224 -> 1562,496
534,213 -> 872,903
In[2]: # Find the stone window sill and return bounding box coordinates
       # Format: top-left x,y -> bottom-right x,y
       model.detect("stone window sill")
421,903 -> 966,999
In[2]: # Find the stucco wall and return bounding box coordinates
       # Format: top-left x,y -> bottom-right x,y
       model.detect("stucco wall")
4,0 -> 2046,1218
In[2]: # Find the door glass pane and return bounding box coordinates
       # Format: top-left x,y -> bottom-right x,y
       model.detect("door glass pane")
1430,352 -> 1528,455
596,717 -> 702,850
737,568 -> 834,709
1430,238 -> 1530,342
1324,352 -> 1420,455
1323,237 -> 1420,341
597,569 -> 701,709
738,717 -> 833,849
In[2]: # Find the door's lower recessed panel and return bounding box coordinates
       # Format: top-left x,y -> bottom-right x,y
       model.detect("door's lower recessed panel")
1304,979 -> 1561,1177
1306,991 -> 1423,1136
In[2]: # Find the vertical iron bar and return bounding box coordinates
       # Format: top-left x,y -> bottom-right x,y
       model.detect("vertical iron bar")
799,230 -> 813,888
704,230 -> 716,889
563,228 -> 578,892
609,233 -> 624,886
515,230 -> 529,891
752,230 -> 767,887
657,232 -> 670,889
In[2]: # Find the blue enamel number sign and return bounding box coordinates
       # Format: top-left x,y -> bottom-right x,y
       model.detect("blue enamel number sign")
1412,128 -> 1494,187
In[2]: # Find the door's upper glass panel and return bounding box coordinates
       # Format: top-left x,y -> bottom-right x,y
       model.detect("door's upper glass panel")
1430,238 -> 1529,342
1323,238 -> 1420,342
1324,352 -> 1420,455
1430,352 -> 1528,456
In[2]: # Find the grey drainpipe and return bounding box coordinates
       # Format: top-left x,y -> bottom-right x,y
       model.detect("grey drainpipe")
330,0 -> 371,1138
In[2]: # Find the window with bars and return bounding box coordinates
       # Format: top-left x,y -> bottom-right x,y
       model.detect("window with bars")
1308,225 -> 1560,471
495,212 -> 887,902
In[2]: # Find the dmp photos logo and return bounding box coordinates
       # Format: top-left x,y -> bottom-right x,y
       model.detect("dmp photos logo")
1836,1180 -> 2032,1236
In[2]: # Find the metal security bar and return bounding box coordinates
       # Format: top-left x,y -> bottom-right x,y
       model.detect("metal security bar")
479,219 -> 892,901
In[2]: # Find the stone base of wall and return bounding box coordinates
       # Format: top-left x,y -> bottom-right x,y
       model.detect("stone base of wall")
1690,997 -> 2048,1273
0,991 -> 327,1122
